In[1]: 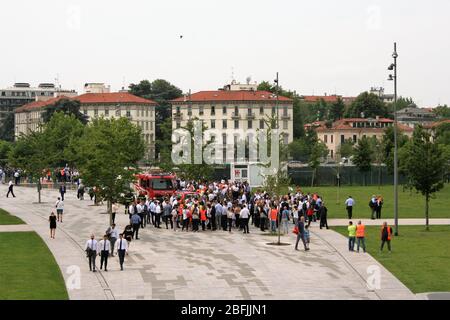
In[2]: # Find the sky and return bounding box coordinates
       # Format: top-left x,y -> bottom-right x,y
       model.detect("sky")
1,0 -> 449,107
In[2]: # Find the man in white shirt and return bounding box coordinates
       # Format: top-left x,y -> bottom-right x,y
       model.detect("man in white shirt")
107,223 -> 119,256
6,180 -> 15,198
345,196 -> 355,220
240,205 -> 250,234
84,234 -> 98,272
55,197 -> 64,222
98,234 -> 111,272
149,200 -> 156,226
115,233 -> 128,271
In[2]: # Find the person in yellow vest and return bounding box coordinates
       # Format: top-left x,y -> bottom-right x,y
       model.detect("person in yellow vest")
380,222 -> 393,253
356,220 -> 366,253
347,221 -> 357,252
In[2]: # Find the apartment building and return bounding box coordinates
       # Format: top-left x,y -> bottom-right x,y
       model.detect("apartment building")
306,117 -> 413,160
170,84 -> 294,164
14,92 -> 157,159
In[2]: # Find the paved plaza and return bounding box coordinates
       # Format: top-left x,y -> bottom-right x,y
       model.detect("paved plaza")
0,185 -> 421,300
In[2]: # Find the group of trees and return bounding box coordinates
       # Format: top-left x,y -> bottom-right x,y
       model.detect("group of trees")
3,103 -> 144,220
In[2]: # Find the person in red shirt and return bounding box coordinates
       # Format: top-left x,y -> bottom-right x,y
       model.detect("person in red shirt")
200,205 -> 207,231
306,206 -> 314,227
270,206 -> 278,233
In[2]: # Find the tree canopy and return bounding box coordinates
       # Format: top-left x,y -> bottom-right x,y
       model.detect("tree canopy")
345,92 -> 388,119
42,98 -> 88,124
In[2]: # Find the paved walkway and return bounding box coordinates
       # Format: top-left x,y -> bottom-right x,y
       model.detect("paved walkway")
0,185 -> 420,300
0,225 -> 33,232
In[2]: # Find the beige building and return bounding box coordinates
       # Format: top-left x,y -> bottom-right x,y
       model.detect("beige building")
14,92 -> 157,160
306,117 -> 414,160
170,84 -> 294,163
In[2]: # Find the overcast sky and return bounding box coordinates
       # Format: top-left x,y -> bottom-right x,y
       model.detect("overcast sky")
1,0 -> 449,107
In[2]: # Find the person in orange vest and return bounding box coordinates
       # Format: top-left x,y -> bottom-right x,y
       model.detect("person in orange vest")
380,222 -> 393,253
356,220 -> 366,253
200,204 -> 207,231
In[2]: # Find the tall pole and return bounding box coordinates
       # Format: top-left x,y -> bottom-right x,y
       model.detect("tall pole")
275,72 -> 281,245
393,42 -> 399,236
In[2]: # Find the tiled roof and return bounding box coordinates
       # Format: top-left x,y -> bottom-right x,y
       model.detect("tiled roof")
75,92 -> 157,105
171,91 -> 293,103
15,93 -> 157,113
424,119 -> 450,129
302,95 -> 341,103
14,96 -> 68,113
306,118 -> 414,132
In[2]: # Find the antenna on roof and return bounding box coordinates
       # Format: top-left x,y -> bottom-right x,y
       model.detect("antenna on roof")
231,67 -> 235,83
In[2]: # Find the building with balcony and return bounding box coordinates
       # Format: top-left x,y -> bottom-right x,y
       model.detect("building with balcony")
170,83 -> 294,164
397,106 -> 437,128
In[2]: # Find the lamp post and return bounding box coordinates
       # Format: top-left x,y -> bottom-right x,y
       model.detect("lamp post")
388,42 -> 399,236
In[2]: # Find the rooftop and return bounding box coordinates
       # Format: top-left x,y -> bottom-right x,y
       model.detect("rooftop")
171,90 -> 293,103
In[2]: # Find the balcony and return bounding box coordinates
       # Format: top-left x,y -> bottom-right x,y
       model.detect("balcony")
231,112 -> 240,119
173,112 -> 183,120
281,114 -> 291,120
246,113 -> 256,119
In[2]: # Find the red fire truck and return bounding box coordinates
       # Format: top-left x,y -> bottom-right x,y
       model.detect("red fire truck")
134,172 -> 177,199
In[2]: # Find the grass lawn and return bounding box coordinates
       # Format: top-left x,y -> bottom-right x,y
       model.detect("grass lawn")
0,232 -> 68,299
333,225 -> 450,293
279,184 -> 450,219
0,208 -> 25,225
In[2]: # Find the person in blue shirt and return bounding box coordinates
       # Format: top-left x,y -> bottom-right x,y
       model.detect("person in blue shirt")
130,212 -> 142,240
295,216 -> 309,251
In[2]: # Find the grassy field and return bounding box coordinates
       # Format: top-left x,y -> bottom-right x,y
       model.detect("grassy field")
0,232 -> 68,300
279,184 -> 450,219
333,225 -> 450,293
0,208 -> 25,225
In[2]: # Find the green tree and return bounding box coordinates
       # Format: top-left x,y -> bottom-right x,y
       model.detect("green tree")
400,126 -> 449,230
381,125 -> 410,174
42,98 -> 88,124
434,105 -> 450,119
72,117 -> 145,223
129,79 -> 183,161
338,138 -> 355,159
330,97 -> 345,121
8,131 -> 48,203
345,92 -> 388,119
293,98 -> 305,138
42,112 -> 84,168
0,112 -> 15,142
0,140 -> 12,167
352,136 -> 373,185
288,139 -> 310,162
435,122 -> 450,146
175,118 -> 214,181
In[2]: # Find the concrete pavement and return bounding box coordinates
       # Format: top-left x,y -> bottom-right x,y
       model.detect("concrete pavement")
0,185 -> 423,300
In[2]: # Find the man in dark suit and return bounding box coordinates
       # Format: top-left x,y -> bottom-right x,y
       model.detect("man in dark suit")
59,184 -> 66,201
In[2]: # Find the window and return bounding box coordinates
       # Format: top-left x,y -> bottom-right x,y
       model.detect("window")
116,109 -> 121,117
152,179 -> 174,190
260,106 -> 264,114
222,119 -> 227,129
248,108 -> 252,116
146,122 -> 149,130
176,121 -> 181,129
223,106 -> 227,114
284,134 -> 289,145
199,106 -> 204,116
353,135 -> 357,143
260,120 -> 264,129
150,134 -> 154,142
94,109 -> 98,116
331,150 -> 334,159
211,120 -> 215,129
188,106 -> 192,116
248,120 -> 252,129
341,135 -> 345,143
105,108 -> 109,116
146,109 -> 149,117
83,109 -> 88,116
283,120 -> 288,130
272,106 -> 276,115
222,133 -> 227,145
283,106 -> 288,116
234,120 -> 239,129
126,110 -> 131,118
145,134 -> 149,143
324,135 -> 328,143
331,135 -> 334,143
211,106 -> 215,116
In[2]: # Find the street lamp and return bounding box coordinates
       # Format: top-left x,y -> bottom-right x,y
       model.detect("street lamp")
387,42 -> 399,236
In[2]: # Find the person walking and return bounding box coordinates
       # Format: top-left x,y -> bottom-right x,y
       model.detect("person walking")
130,212 -> 141,240
98,235 -> 111,271
192,204 -> 200,232
172,205 -> 179,232
115,233 -> 128,271
295,216 -> 309,251
240,204 -> 250,234
85,234 -> 98,272
369,195 -> 377,220
270,206 -> 278,233
49,211 -> 57,239
14,170 -> 20,185
356,220 -> 366,253
319,202 -> 329,229
163,199 -> 173,229
6,180 -> 15,198
281,206 -> 290,234
226,206 -> 234,232
55,197 -> 64,223
347,221 -> 357,251
345,196 -> 355,220
200,205 -> 207,231
155,201 -> 162,228
111,203 -> 119,225
380,222 -> 393,253
59,184 -> 66,201
106,224 -> 119,257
